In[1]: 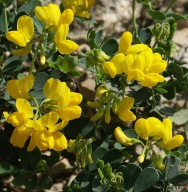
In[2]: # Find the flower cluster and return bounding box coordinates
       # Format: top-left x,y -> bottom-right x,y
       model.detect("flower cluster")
4,76 -> 82,151
114,117 -> 184,164
102,31 -> 167,88
87,85 -> 136,124
62,0 -> 95,18
6,3 -> 78,56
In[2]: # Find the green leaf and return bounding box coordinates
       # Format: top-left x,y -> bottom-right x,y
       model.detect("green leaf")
25,174 -> 38,191
138,28 -> 152,44
102,148 -> 123,167
0,162 -> 17,175
155,87 -> 168,94
134,167 -> 159,192
149,9 -> 166,20
101,38 -> 118,56
169,109 -> 188,125
154,47 -> 165,55
133,87 -> 151,104
78,58 -> 96,72
171,63 -> 183,79
45,151 -> 60,167
87,28 -> 103,49
169,174 -> 188,186
33,17 -> 44,34
164,156 -> 180,180
41,175 -> 53,189
0,9 -> 10,32
3,59 -> 22,74
12,173 -> 26,186
117,164 -> 142,190
163,85 -> 176,100
167,13 -> 187,20
18,0 -> 42,15
56,54 -> 78,73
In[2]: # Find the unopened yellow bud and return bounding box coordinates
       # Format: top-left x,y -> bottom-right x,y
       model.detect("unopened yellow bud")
40,54 -> 46,65
137,153 -> 145,164
87,144 -> 93,164
114,127 -> 133,146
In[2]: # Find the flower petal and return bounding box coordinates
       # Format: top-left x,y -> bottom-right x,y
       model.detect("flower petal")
54,24 -> 69,44
56,39 -> 79,54
16,98 -> 33,118
17,15 -> 34,44
69,92 -> 83,106
6,31 -> 26,47
118,97 -> 135,111
58,9 -> 74,26
118,31 -> 132,54
58,106 -> 82,120
52,131 -> 68,151
135,118 -> 150,140
102,61 -> 117,78
163,135 -> 184,150
38,112 -> 59,128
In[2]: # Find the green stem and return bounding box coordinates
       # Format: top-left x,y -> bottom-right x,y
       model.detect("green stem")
29,31 -> 46,74
132,0 -> 138,38
13,0 -> 17,16
3,5 -> 8,33
165,0 -> 176,14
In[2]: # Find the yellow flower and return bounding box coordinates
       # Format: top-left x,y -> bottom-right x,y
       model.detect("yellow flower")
43,78 -> 82,121
3,99 -> 34,149
135,117 -> 164,140
63,0 -> 95,18
54,24 -> 79,54
31,112 -> 68,151
6,75 -> 34,99
6,15 -> 34,56
114,127 -> 134,146
123,48 -> 167,87
160,118 -> 184,150
35,3 -> 74,31
102,53 -> 125,78
117,97 -> 136,122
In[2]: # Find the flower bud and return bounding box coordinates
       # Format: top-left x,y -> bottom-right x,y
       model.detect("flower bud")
112,99 -> 118,114
90,106 -> 104,122
104,102 -> 111,124
96,86 -> 108,98
87,100 -> 101,108
137,153 -> 145,164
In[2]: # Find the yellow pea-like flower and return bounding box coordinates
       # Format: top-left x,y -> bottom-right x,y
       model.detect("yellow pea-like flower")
6,74 -> 34,99
35,4 -> 74,31
6,15 -> 34,56
114,127 -> 133,146
161,118 -> 184,150
117,97 -> 136,122
43,78 -> 82,121
63,0 -> 95,18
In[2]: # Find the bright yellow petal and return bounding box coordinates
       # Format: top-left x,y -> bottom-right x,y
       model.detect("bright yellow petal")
118,97 -> 135,111
102,61 -> 117,78
58,9 -> 74,27
52,131 -> 68,151
38,112 -> 59,128
133,53 -> 146,71
48,4 -> 61,27
17,15 -> 34,44
56,39 -> 79,54
69,92 -> 83,106
110,53 -> 125,74
149,53 -> 167,73
147,117 -> 164,140
7,112 -> 26,127
6,80 -> 20,99
163,118 -> 172,144
6,31 -> 26,47
122,54 -> 134,74
18,74 -> 34,98
114,127 -> 133,146
118,110 -> 136,122
163,135 -> 184,150
135,118 -> 150,140
34,130 -> 54,150
27,133 -> 37,151
118,31 -> 132,54
10,126 -> 32,148
125,44 -> 149,55
49,120 -> 69,132
127,68 -> 144,81
58,106 -> 82,120
54,24 -> 69,44
16,98 -> 33,118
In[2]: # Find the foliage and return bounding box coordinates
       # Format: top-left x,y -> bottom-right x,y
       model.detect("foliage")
0,0 -> 188,191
